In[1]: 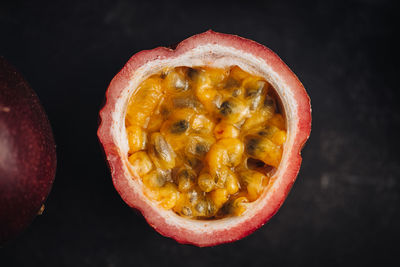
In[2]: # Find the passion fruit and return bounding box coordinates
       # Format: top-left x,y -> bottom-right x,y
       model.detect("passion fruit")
98,31 -> 311,246
0,57 -> 56,245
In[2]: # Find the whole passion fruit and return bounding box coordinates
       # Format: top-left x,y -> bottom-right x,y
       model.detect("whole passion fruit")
98,31 -> 311,246
0,57 -> 56,245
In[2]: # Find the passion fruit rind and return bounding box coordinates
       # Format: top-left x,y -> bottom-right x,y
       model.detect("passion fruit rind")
125,65 -> 286,220
0,57 -> 57,245
98,30 -> 311,247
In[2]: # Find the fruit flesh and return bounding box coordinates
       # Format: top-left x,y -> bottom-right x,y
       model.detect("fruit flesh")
125,65 -> 286,219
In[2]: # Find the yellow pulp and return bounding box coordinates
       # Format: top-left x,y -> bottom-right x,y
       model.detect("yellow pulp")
125,66 -> 286,219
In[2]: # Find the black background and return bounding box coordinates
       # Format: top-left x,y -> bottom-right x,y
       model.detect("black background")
1,0 -> 399,266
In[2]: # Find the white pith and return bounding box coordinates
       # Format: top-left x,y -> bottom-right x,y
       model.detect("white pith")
109,44 -> 298,233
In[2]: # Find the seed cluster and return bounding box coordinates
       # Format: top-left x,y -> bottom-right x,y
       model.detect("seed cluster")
125,66 -> 286,219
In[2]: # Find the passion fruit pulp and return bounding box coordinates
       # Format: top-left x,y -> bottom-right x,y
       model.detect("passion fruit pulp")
124,65 -> 287,220
0,57 -> 57,245
98,31 -> 311,246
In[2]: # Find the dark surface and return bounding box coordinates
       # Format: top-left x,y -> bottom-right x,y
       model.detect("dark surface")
0,0 -> 399,266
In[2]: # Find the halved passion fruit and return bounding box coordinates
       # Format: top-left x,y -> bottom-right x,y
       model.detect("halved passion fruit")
98,31 -> 311,246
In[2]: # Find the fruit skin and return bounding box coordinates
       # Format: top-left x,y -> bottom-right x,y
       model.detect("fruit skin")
98,30 -> 311,247
0,57 -> 56,245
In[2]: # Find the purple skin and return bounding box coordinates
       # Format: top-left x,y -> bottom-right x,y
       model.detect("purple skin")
0,57 -> 56,245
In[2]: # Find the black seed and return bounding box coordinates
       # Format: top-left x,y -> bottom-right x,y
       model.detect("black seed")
224,77 -> 240,89
196,201 -> 206,214
264,99 -> 274,106
187,156 -> 201,169
214,174 -> 219,184
155,174 -> 166,187
188,190 -> 198,203
258,126 -> 273,137
238,173 -> 248,187
180,169 -> 189,178
246,88 -> 260,98
160,106 -> 170,117
178,169 -> 195,182
153,136 -> 168,159
263,95 -> 276,108
173,97 -> 199,108
232,89 -> 241,97
258,131 -> 267,136
195,143 -> 207,156
221,201 -> 233,215
220,101 -> 233,116
247,158 -> 265,170
187,68 -> 199,80
246,138 -> 260,156
206,201 -> 216,216
182,206 -> 192,216
170,120 -> 189,134
245,81 -> 265,97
